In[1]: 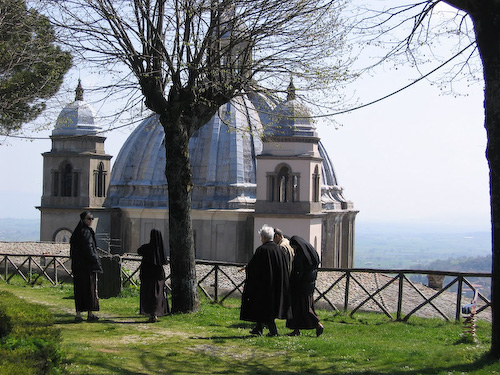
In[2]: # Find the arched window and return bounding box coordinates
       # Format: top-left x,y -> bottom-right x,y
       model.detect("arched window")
312,165 -> 321,202
94,162 -> 107,197
62,163 -> 73,197
278,166 -> 290,202
55,162 -> 78,197
267,164 -> 299,203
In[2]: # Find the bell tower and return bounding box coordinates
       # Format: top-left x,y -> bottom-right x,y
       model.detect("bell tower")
38,81 -> 112,245
254,80 -> 324,253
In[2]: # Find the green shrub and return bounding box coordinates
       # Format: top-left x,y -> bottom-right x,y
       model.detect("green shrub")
0,291 -> 61,375
118,284 -> 140,298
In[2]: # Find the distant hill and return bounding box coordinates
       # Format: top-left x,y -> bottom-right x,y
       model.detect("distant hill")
0,218 -> 39,241
354,222 -> 491,270
412,255 -> 492,299
0,218 -> 492,275
423,255 -> 491,273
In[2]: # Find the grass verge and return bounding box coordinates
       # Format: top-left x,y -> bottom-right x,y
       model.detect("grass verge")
0,281 -> 499,374
0,289 -> 62,375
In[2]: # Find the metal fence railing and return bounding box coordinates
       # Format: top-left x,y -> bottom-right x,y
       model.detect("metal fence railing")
0,253 -> 491,322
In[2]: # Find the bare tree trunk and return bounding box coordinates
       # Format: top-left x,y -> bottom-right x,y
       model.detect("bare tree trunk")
160,112 -> 200,313
468,4 -> 500,358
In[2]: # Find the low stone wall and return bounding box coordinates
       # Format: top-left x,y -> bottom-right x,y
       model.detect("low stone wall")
0,242 -> 70,256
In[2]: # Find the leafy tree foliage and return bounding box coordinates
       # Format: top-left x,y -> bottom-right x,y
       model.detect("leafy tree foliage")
0,0 -> 72,134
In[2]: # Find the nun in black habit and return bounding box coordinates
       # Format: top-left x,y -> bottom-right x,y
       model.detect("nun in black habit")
286,235 -> 324,336
138,229 -> 170,322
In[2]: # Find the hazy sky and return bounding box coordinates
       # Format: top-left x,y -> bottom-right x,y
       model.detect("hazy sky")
0,67 -> 490,233
318,68 -> 490,232
0,3 -> 491,233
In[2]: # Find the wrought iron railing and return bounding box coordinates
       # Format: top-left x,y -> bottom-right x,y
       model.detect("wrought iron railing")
0,253 -> 73,285
0,253 -> 491,322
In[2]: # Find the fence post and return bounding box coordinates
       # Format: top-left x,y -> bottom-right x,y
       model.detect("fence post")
54,257 -> 58,285
28,256 -> 32,284
214,265 -> 219,303
456,275 -> 464,322
344,270 -> 350,312
397,272 -> 404,321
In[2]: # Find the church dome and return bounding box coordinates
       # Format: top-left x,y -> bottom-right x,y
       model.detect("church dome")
52,80 -> 101,136
106,92 -> 273,209
265,79 -> 318,138
106,90 -> 348,210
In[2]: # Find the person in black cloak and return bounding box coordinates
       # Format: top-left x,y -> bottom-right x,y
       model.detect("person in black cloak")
137,229 -> 170,323
70,211 -> 103,322
286,235 -> 324,336
240,224 -> 290,336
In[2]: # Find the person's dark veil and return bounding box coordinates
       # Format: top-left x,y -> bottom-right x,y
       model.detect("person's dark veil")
290,236 -> 320,267
149,229 -> 168,266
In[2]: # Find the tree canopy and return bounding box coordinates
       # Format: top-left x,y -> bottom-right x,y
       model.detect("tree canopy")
0,0 -> 72,134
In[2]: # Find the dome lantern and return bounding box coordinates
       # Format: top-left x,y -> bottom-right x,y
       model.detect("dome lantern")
75,79 -> 84,101
264,79 -> 317,138
52,80 -> 101,136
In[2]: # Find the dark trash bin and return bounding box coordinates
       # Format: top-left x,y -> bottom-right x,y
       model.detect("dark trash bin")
98,255 -> 122,298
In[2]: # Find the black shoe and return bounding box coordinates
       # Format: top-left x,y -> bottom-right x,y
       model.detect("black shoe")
316,323 -> 324,337
87,315 -> 99,322
74,316 -> 83,323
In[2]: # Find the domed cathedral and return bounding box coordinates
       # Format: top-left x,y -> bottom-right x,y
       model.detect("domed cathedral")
105,81 -> 357,267
39,78 -> 357,267
38,80 -> 112,248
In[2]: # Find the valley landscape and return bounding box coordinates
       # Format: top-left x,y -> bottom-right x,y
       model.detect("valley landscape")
0,218 -> 492,272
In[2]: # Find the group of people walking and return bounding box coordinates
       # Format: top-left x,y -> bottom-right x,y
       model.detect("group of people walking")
240,224 -> 324,337
69,213 -> 323,336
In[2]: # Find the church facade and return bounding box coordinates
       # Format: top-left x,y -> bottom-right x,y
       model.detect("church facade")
38,81 -> 358,268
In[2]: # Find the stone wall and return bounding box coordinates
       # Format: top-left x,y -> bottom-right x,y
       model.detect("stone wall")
0,242 -> 69,256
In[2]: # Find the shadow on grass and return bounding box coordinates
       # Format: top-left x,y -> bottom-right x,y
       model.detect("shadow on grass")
337,353 -> 499,375
190,334 -> 258,340
65,349 -> 499,375
52,312 -> 147,325
57,318 -> 148,325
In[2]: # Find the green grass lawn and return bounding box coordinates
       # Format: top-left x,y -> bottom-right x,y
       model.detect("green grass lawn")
0,281 -> 499,375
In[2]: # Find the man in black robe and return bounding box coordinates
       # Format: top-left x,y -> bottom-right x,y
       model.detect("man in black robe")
70,211 -> 103,322
240,224 -> 290,336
